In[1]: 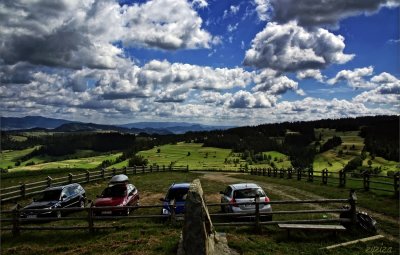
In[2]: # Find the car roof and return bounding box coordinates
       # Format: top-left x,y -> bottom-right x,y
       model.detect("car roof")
44,183 -> 80,191
230,183 -> 260,190
170,183 -> 191,189
109,174 -> 129,183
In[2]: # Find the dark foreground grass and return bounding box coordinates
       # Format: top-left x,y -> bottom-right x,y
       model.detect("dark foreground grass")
1,172 -> 399,255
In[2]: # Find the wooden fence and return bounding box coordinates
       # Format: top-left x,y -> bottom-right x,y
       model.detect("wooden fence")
0,191 -> 356,237
250,167 -> 399,196
0,165 -> 188,203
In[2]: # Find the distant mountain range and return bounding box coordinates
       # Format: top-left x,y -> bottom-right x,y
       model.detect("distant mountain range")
1,116 -> 233,134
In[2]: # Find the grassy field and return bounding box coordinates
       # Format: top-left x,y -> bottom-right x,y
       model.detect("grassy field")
1,171 -> 398,255
0,147 -> 38,169
313,129 -> 398,173
8,152 -> 122,172
137,143 -> 240,170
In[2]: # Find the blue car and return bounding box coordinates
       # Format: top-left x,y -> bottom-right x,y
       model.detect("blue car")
160,183 -> 190,217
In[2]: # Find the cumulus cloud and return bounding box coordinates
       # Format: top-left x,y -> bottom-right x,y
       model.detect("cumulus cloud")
327,66 -> 375,89
353,72 -> 400,105
253,69 -> 300,95
123,0 -> 213,50
228,91 -> 276,108
268,0 -> 399,27
0,0 -> 214,69
254,0 -> 271,21
243,21 -> 354,72
296,69 -> 325,82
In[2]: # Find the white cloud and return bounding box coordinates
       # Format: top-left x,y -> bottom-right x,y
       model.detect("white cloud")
123,0 -> 213,50
296,69 -> 325,82
227,23 -> 239,32
254,0 -> 271,21
327,66 -> 375,89
269,0 -> 399,27
243,21 -> 354,72
253,69 -> 300,95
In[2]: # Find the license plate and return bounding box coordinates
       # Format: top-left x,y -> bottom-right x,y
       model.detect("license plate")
102,211 -> 112,215
27,215 -> 37,218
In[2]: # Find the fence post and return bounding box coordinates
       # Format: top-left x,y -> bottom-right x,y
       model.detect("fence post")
288,168 -> 292,179
297,168 -> 302,181
339,170 -> 346,187
133,165 -> 137,175
322,169 -> 327,185
112,168 -> 116,176
273,168 -> 277,177
142,165 -> 145,173
19,183 -> 26,199
88,204 -> 94,234
394,173 -> 399,198
255,194 -> 261,233
267,168 -> 271,177
68,173 -> 73,184
363,172 -> 370,191
123,167 -> 127,175
279,169 -> 284,178
163,165 -> 165,172
307,168 -> 313,182
150,165 -> 153,173
12,204 -> 21,237
101,168 -> 105,180
47,176 -> 52,187
85,170 -> 90,183
157,165 -> 160,172
262,168 -> 266,176
349,190 -> 357,225
169,199 -> 176,224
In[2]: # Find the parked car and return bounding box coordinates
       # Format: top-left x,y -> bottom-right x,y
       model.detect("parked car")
160,183 -> 190,217
93,174 -> 139,216
21,183 -> 86,219
220,183 -> 272,221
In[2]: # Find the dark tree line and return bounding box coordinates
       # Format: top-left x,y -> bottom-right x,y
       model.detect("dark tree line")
319,136 -> 342,153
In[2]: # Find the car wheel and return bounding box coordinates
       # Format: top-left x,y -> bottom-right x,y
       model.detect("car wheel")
56,211 -> 62,218
80,200 -> 85,208
125,207 -> 130,216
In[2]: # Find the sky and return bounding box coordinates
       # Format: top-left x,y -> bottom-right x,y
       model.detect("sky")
0,0 -> 399,126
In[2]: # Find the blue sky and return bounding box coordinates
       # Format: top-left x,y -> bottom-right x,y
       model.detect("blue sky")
0,0 -> 399,125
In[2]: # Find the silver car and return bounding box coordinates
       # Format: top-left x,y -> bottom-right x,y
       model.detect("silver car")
220,183 -> 272,220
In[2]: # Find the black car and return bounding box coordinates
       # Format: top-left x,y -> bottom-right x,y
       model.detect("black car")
21,183 -> 86,219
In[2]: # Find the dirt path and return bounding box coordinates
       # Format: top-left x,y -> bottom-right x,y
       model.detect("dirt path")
199,171 -> 399,242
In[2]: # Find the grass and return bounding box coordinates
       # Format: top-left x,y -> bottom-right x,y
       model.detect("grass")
1,171 -> 399,254
138,143 -> 238,170
9,153 -> 122,172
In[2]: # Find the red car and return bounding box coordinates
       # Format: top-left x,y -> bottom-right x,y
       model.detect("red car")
94,175 -> 139,216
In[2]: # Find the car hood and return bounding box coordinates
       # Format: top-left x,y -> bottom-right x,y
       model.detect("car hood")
23,201 -> 59,210
163,200 -> 186,214
94,197 -> 126,207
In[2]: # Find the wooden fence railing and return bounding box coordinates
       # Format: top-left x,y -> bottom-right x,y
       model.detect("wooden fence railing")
0,200 -> 179,236
250,167 -> 400,196
1,191 -> 357,237
0,165 -> 188,203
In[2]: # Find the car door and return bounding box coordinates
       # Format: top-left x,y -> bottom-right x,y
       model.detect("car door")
60,188 -> 70,208
221,186 -> 232,211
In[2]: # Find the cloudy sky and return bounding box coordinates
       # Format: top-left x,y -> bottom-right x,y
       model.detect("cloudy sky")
1,0 -> 399,126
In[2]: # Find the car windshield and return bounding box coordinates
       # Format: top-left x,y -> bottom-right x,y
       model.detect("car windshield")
167,188 -> 188,201
37,190 -> 62,201
234,188 -> 265,199
101,185 -> 126,198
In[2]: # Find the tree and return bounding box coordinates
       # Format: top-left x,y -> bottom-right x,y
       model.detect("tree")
187,152 -> 191,156
157,148 -> 161,153
367,160 -> 372,167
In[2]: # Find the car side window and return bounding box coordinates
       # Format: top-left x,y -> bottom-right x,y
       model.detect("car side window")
224,187 -> 232,197
67,186 -> 75,197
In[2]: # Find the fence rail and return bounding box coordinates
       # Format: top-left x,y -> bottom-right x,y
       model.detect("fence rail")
1,191 -> 357,237
250,167 -> 399,196
0,165 -> 188,202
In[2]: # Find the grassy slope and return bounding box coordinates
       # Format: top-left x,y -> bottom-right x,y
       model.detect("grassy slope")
1,171 -> 398,255
313,129 -> 398,173
0,147 -> 37,169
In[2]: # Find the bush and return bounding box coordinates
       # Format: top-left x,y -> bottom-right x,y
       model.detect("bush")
343,156 -> 362,172
128,155 -> 148,167
26,161 -> 35,166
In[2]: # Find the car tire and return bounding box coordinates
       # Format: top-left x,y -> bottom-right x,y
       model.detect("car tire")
125,207 -> 130,216
80,200 -> 85,208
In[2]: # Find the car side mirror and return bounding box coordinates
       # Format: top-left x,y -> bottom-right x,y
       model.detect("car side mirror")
219,191 -> 225,195
60,194 -> 67,201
